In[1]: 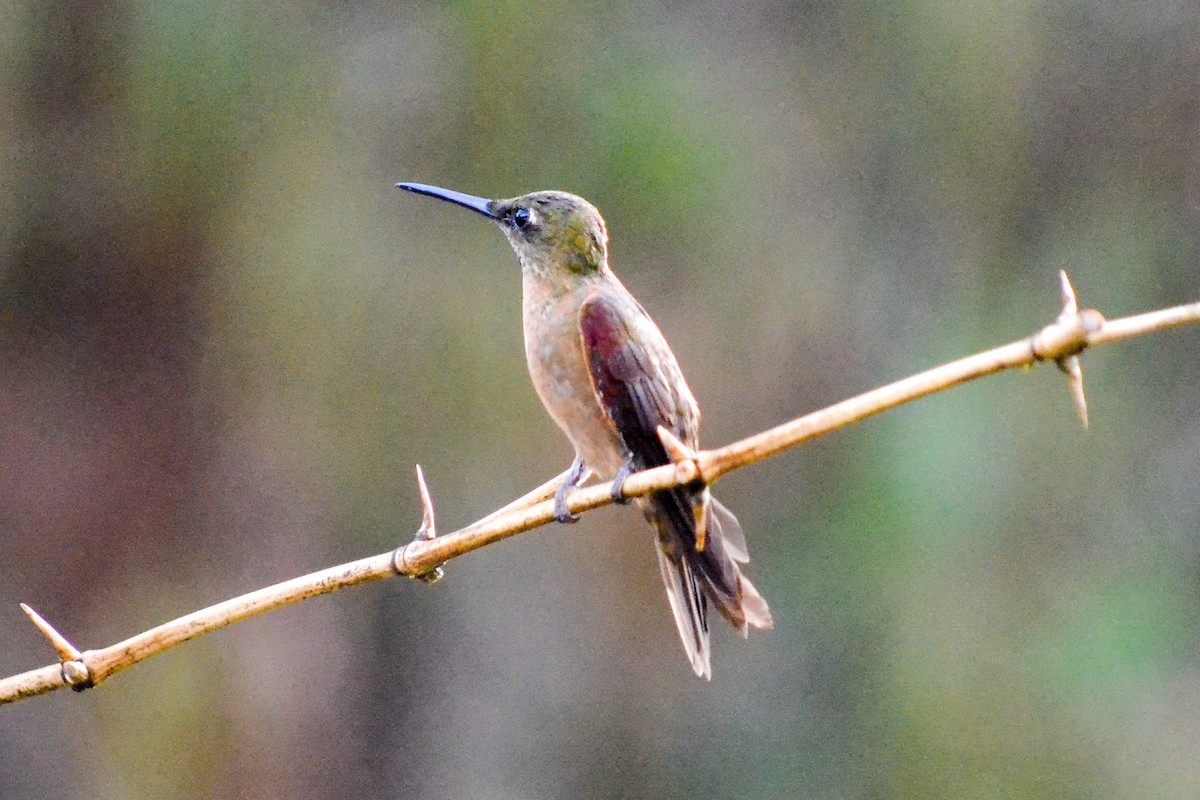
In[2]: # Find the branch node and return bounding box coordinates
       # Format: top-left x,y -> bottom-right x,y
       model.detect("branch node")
394,465 -> 445,584
656,426 -> 702,485
393,542 -> 444,584
1028,272 -> 1104,428
61,659 -> 93,691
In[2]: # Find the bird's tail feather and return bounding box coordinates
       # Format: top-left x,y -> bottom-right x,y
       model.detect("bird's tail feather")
733,573 -> 773,635
656,546 -> 712,680
648,486 -> 772,673
705,495 -> 772,632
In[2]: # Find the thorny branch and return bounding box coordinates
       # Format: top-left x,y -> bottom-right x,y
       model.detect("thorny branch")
2,276 -> 1198,706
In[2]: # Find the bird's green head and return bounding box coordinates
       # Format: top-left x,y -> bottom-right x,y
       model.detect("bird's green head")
397,183 -> 609,278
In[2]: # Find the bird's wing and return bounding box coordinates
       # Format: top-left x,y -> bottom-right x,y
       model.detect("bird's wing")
577,287 -> 697,470
579,286 -> 768,662
580,286 -> 714,670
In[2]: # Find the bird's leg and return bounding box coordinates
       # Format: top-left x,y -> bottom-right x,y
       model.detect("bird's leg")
610,459 -> 635,505
554,456 -> 588,523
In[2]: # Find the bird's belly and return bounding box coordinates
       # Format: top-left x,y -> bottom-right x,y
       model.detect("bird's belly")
525,319 -> 628,479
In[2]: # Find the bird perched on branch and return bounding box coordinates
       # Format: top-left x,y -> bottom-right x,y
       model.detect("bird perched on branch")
396,182 -> 772,678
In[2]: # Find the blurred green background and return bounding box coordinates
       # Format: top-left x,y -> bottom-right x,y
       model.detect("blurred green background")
2,2 -> 1198,798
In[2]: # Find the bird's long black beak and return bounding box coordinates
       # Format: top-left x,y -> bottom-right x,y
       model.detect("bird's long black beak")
396,182 -> 497,219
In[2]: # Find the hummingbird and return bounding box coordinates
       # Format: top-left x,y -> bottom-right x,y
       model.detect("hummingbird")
396,182 -> 772,678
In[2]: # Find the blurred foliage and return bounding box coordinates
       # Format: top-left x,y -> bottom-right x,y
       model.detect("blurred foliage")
2,1 -> 1199,798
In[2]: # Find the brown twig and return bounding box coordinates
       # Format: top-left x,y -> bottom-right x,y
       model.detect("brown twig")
2,283 -> 1197,706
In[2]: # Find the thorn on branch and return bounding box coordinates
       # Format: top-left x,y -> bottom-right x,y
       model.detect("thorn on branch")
20,603 -> 93,691
414,464 -> 436,541
1058,269 -> 1079,317
21,603 -> 81,660
656,426 -> 702,485
1030,271 -> 1105,429
394,465 -> 445,584
1059,353 -> 1088,429
655,427 -> 711,552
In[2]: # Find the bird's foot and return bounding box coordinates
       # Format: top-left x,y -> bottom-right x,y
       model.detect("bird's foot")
610,461 -> 634,505
554,491 -> 580,523
554,456 -> 587,524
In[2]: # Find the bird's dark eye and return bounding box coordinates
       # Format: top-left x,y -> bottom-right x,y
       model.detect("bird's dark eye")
511,207 -> 532,230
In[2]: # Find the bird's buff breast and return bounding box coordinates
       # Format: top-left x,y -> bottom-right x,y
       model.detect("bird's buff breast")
522,280 -> 628,478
